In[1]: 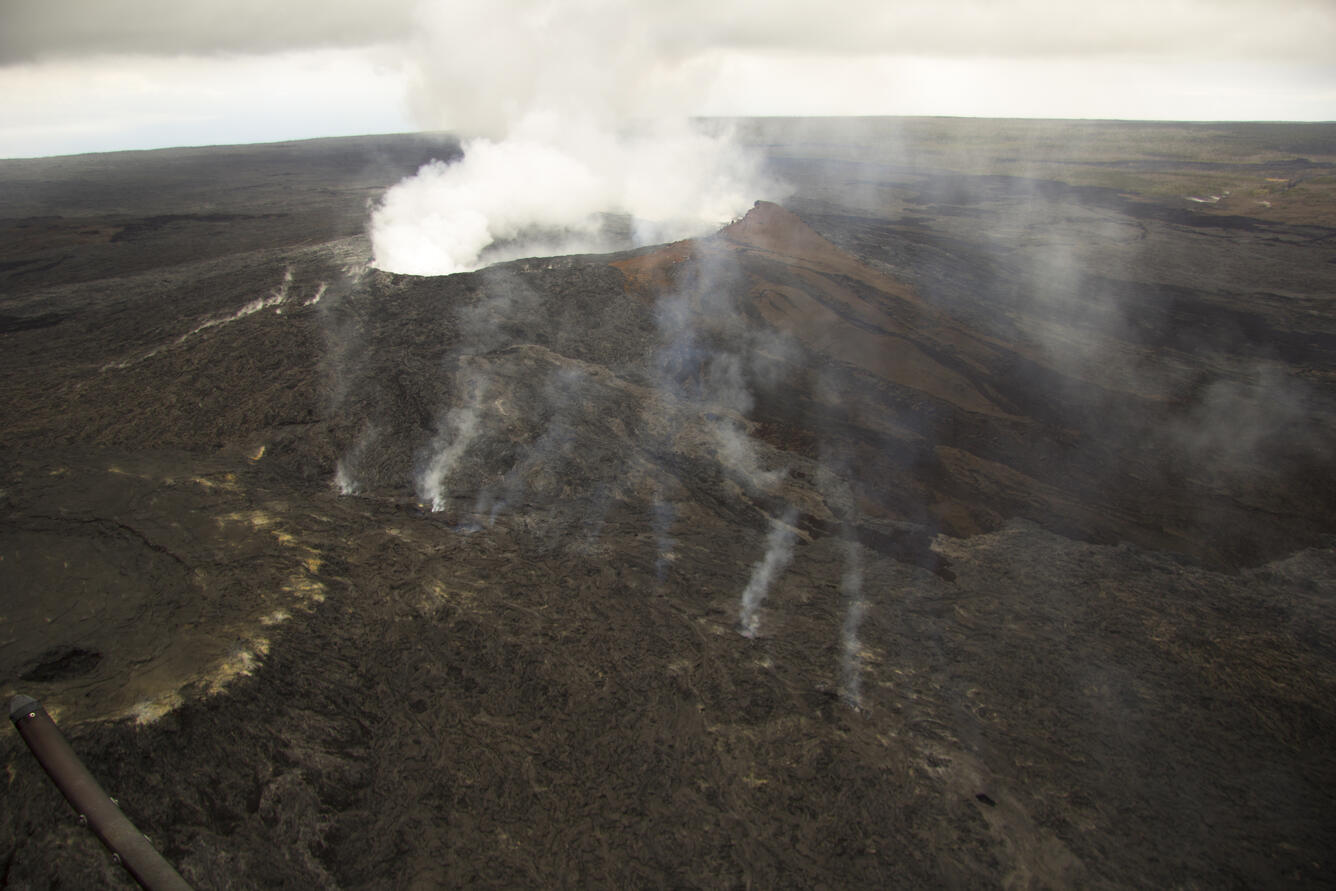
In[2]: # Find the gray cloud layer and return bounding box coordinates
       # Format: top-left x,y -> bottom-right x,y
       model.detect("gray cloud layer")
4,0 -> 1334,65
0,0 -> 418,62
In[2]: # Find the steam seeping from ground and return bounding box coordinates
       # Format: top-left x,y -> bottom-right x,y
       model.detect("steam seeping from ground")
417,375 -> 489,513
738,509 -> 800,638
838,538 -> 868,707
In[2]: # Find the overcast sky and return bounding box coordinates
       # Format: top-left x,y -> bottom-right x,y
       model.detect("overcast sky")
1,0 -> 1333,158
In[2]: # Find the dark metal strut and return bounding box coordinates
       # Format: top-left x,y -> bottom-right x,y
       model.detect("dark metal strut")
8,694 -> 193,891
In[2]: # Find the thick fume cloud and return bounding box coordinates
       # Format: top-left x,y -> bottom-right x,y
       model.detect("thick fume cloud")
370,121 -> 772,274
370,0 -> 787,274
364,0 -> 1331,273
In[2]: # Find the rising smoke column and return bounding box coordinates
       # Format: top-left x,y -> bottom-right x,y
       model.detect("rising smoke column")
470,365 -> 587,527
738,509 -> 800,638
334,423 -> 378,495
411,265 -> 544,513
638,229 -> 801,613
650,245 -> 790,492
651,492 -> 676,582
417,374 -> 489,512
817,432 -> 871,706
838,538 -> 868,707
369,0 -> 785,275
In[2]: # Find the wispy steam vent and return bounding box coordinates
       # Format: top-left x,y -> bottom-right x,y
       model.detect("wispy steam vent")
838,539 -> 868,708
418,376 -> 490,512
333,424 -> 378,496
652,496 -> 676,583
738,510 -> 800,638
470,366 -> 587,527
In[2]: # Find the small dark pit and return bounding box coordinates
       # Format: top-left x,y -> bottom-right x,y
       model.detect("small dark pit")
20,647 -> 103,682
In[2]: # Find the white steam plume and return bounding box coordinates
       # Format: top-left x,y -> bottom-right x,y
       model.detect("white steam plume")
816,431 -> 869,706
333,461 -> 359,497
738,509 -> 800,638
177,267 -> 293,343
838,538 -> 868,708
652,493 -> 676,583
651,249 -> 787,492
471,367 -> 585,527
418,377 -> 489,512
369,0 -> 786,275
712,418 -> 785,492
334,423 -> 379,496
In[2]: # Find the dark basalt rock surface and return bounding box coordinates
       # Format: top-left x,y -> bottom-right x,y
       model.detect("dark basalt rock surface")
1,120 -> 1334,888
